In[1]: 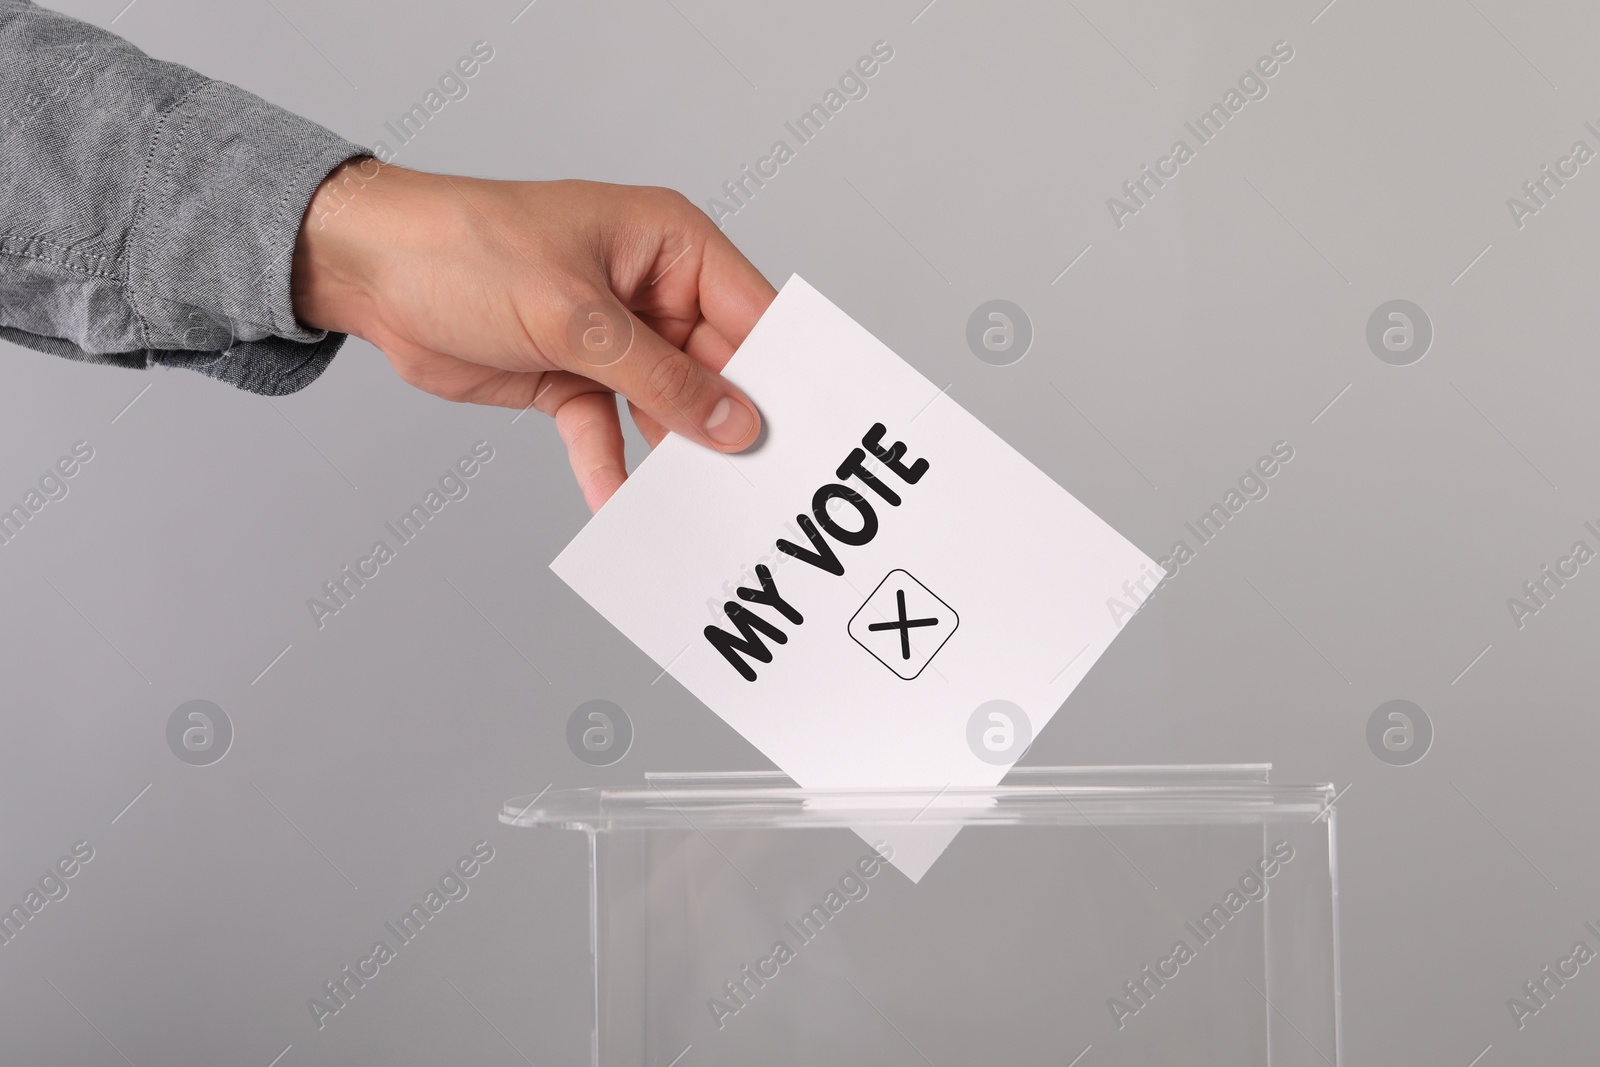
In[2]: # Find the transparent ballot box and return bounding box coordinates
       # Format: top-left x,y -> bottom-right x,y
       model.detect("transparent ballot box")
501,765 -> 1341,1067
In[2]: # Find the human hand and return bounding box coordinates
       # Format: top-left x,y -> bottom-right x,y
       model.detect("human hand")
289,158 -> 775,511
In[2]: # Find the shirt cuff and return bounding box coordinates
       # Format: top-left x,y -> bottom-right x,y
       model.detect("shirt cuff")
126,78 -> 367,395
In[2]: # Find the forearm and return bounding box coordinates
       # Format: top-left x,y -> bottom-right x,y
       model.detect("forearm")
0,0 -> 364,394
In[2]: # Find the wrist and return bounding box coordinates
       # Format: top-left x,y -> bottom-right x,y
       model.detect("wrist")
291,156 -> 415,338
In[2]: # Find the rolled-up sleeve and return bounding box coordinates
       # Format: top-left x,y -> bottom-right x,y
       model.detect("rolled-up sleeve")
0,0 -> 366,395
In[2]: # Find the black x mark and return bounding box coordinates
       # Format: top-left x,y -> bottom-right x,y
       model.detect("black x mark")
866,588 -> 939,660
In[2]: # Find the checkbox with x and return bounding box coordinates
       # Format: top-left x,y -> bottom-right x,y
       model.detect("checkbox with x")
847,569 -> 959,680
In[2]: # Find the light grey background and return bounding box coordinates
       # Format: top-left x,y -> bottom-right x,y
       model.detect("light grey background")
3,0 -> 1597,1063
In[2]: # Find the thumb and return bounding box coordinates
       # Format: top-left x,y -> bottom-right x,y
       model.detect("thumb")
563,297 -> 760,452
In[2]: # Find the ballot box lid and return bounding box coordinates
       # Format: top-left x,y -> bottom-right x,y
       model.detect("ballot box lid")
500,764 -> 1334,831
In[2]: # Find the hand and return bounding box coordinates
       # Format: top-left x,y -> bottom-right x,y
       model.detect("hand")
289,158 -> 774,512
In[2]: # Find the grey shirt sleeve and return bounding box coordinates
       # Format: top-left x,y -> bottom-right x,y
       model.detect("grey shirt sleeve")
0,0 -> 367,395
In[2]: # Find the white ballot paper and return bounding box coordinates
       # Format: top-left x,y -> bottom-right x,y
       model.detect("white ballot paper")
552,276 -> 1159,880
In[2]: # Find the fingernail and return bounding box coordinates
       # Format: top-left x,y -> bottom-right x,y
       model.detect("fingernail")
704,396 -> 757,447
